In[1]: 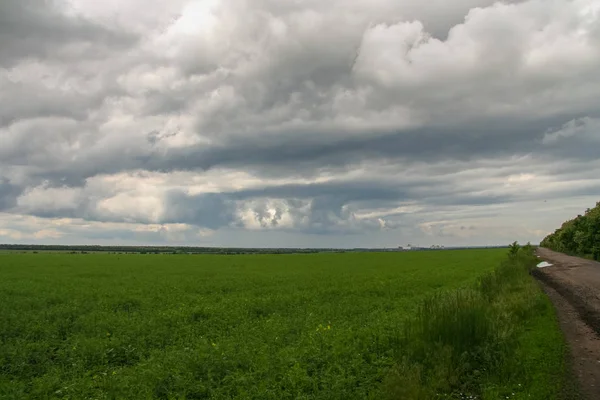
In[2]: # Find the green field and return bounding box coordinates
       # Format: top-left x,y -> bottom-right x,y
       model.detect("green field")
0,249 -> 566,399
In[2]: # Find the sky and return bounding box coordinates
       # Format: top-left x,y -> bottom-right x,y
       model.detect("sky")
0,0 -> 599,248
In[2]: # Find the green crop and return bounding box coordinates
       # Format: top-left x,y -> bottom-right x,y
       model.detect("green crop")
0,249 -> 566,399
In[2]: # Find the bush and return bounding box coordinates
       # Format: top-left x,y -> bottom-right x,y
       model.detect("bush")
382,243 -> 557,399
541,201 -> 600,259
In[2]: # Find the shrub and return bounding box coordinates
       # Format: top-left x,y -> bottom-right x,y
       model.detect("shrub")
383,243 -> 550,399
541,201 -> 600,259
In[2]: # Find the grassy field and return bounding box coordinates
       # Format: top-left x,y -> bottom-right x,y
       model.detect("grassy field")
0,249 -> 566,399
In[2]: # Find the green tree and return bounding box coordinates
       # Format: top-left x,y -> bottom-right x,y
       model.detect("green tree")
541,201 -> 600,259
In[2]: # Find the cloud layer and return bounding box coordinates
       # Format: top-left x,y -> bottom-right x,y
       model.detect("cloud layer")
1,0 -> 599,247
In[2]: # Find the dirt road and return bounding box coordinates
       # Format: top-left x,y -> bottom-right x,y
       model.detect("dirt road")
534,248 -> 600,399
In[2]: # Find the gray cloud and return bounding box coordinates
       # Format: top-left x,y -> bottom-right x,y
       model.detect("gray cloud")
3,173 -> 524,237
1,0 -> 600,246
0,179 -> 21,211
0,0 -> 137,67
12,113 -> 575,189
161,192 -> 237,229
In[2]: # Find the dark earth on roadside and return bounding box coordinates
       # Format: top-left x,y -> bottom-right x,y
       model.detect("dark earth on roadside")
534,248 -> 600,400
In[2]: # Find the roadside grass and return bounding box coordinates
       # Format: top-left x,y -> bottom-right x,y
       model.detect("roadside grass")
380,245 -> 569,399
0,248 -> 566,399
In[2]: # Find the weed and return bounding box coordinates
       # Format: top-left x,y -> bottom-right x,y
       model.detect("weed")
381,245 -> 566,399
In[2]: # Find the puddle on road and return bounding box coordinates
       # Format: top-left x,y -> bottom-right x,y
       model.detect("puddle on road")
537,261 -> 553,268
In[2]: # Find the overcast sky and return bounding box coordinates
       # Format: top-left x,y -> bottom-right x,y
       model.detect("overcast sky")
1,0 -> 599,248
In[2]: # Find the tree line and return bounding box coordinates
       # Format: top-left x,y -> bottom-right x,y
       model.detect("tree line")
540,201 -> 600,260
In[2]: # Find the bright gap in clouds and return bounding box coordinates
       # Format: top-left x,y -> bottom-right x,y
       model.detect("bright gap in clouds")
1,0 -> 600,247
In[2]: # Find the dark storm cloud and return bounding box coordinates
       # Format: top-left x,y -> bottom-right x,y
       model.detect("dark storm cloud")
0,179 -> 21,210
160,192 -> 237,229
1,0 -> 600,245
136,114 -> 569,176
14,116 -> 549,188
12,110 -> 593,210
226,180 -> 413,201
0,0 -> 137,67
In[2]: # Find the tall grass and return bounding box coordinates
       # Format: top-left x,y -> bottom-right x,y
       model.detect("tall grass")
381,244 -> 566,399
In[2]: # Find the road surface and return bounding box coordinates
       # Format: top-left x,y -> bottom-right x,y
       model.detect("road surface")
534,248 -> 600,399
